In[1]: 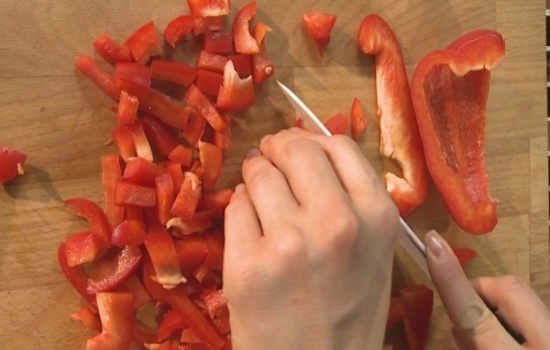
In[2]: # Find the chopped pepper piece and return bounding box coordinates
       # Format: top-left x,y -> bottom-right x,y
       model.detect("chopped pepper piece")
93,33 -> 132,64
0,147 -> 27,185
251,22 -> 274,84
75,55 -> 121,101
302,12 -> 337,58
324,113 -> 348,135
187,0 -> 230,17
350,97 -> 368,140
151,59 -> 198,87
232,2 -> 260,54
65,198 -> 112,248
125,21 -> 162,65
171,172 -> 202,221
217,60 -> 255,111
141,114 -> 180,157
198,141 -> 222,192
111,220 -> 146,247
123,157 -> 166,187
64,231 -> 105,267
164,15 -> 195,48
185,84 -> 228,133
143,231 -> 186,289
87,246 -> 143,293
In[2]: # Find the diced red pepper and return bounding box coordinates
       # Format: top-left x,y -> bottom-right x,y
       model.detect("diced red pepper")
143,231 -> 186,289
115,61 -> 152,96
167,161 -> 185,195
386,297 -> 406,329
217,60 -> 255,111
171,172 -> 202,221
133,325 -> 159,349
75,55 -> 121,101
114,181 -> 157,208
202,289 -> 228,319
142,114 -> 181,157
181,329 -> 202,344
64,231 -> 105,267
146,206 -> 165,232
101,155 -> 125,228
164,15 -> 195,48
410,29 -> 504,234
167,211 -> 213,236
204,31 -> 233,54
117,91 -> 139,124
302,12 -> 337,58
142,254 -> 172,304
118,275 -> 152,310
251,22 -> 274,84
400,285 -> 434,350
196,69 -> 224,97
168,145 -> 194,167
127,120 -> 154,162
112,124 -> 137,161
174,236 -> 209,269
111,220 -> 147,247
65,198 -> 112,247
213,114 -> 232,150
93,33 -> 132,64
193,17 -> 224,36
194,263 -> 221,285
453,247 -> 478,267
190,160 -> 206,181
85,292 -> 135,350
212,312 -> 231,337
58,243 -> 96,307
151,59 -> 198,87
123,157 -> 166,187
158,309 -> 188,342
87,246 -> 143,293
182,111 -> 208,148
324,113 -> 348,135
185,85 -> 227,133
156,172 -> 175,224
125,206 -> 144,222
233,2 -> 260,54
203,231 -> 224,271
229,55 -> 252,77
195,50 -> 229,74
125,21 -> 162,65
350,97 -> 368,140
187,0 -> 230,17
71,306 -> 101,332
199,188 -> 233,216
198,141 -> 222,192
0,147 -> 27,185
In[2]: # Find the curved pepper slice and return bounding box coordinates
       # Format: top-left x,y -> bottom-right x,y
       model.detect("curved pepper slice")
232,2 -> 260,54
410,30 -> 504,234
65,198 -> 112,247
0,147 -> 27,185
358,15 -> 428,218
87,246 -> 143,293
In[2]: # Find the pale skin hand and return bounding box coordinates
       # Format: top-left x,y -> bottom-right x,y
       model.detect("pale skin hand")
426,231 -> 550,350
223,128 -> 401,350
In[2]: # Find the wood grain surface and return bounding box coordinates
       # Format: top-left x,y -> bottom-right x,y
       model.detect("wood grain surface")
0,0 -> 548,349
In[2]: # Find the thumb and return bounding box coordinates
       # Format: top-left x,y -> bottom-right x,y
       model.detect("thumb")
425,231 -> 520,349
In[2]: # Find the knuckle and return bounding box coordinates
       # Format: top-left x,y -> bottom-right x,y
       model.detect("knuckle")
327,134 -> 357,151
244,157 -> 277,189
272,231 -> 304,262
284,138 -> 323,163
317,205 -> 361,252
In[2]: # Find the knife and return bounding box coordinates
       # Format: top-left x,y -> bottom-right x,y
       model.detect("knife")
276,81 -> 430,277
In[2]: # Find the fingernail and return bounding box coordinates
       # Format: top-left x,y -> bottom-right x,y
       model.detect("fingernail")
260,134 -> 272,144
246,148 -> 261,159
426,230 -> 449,259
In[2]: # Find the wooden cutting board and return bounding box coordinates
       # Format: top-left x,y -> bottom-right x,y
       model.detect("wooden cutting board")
0,0 -> 548,349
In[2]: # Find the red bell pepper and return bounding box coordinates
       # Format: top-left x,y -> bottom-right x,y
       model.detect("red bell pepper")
125,21 -> 162,65
411,30 -> 504,234
101,155 -> 124,228
75,55 -> 121,101
132,326 -> 159,350
302,12 -> 337,58
71,306 -> 102,332
453,247 -> 478,267
194,263 -> 221,285
168,145 -> 194,168
182,111 -> 208,148
198,141 -> 222,192
193,16 -> 224,36
142,254 -> 172,304
166,211 -> 213,236
233,2 -> 260,54
87,246 -> 143,293
58,243 -> 96,306
217,60 -> 256,111
185,84 -> 228,133
251,22 -> 274,84
115,62 -> 152,96
85,292 -> 135,350
205,32 -> 233,54
358,15 -> 428,218
229,55 -> 252,77
324,113 -> 348,135
142,114 -> 181,157
181,329 -> 201,344
143,231 -> 186,289
112,124 -> 137,161
114,181 -> 157,208
118,275 -> 152,310
111,220 -> 146,247
190,160 -> 206,181
146,204 -> 165,233
158,308 -> 188,341
0,147 -> 27,185
202,289 -> 227,319
164,15 -> 195,48
125,206 -> 144,222
203,231 -> 224,271
174,235 -> 209,269
127,120 -> 154,162
213,114 -> 232,150
196,50 -> 229,74
64,231 -> 105,267
151,59 -> 198,87
65,198 -> 112,247
187,0 -> 230,17
156,172 -> 175,224
212,312 -> 231,337
117,91 -> 139,124
350,97 -> 368,140
167,161 -> 185,195
93,33 -> 132,64
196,69 -> 224,97
386,296 -> 406,330
171,172 -> 202,221
123,157 -> 166,187
199,188 -> 233,216
400,284 -> 434,350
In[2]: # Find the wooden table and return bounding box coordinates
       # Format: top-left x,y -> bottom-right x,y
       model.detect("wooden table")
0,0 -> 547,349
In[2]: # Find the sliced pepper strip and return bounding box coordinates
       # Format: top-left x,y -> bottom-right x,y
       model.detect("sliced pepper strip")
93,33 -> 132,64
164,15 -> 195,48
65,198 -> 112,247
87,246 -> 143,293
171,172 -> 202,221
232,2 -> 260,54
143,231 -> 186,289
142,114 -> 181,157
198,141 -> 222,192
251,22 -> 274,84
158,309 -> 187,342
156,172 -> 175,224
63,231 -> 105,267
358,15 -> 428,218
127,120 -> 154,162
185,84 -> 228,133
57,243 -> 97,307
125,21 -> 162,65
151,59 -> 198,87
101,155 -> 125,228
411,29 -> 504,234
71,306 -> 101,332
350,97 -> 368,141
112,124 -> 137,162
75,55 -> 121,101
117,91 -> 139,125
114,181 -> 157,208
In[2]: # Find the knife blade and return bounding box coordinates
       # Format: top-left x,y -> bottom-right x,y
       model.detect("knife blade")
277,80 -> 430,277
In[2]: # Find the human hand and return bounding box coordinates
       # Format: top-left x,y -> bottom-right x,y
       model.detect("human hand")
426,230 -> 550,349
223,128 -> 401,350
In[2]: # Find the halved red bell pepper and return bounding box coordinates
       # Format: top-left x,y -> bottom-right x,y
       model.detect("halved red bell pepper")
114,181 -> 157,208
112,124 -> 137,161
217,60 -> 255,111
350,97 -> 368,140
168,145 -> 194,168
75,55 -> 121,101
182,111 -> 208,148
196,50 -> 229,74
143,231 -> 186,289
115,62 -> 152,97
156,172 -> 175,224
251,22 -> 274,84
213,114 -> 232,150
158,308 -> 188,342
358,15 -> 428,218
0,147 -> 27,185
193,16 -> 224,36
111,220 -> 146,247
205,32 -> 233,54
453,247 -> 478,267
93,33 -> 132,64
198,141 -> 222,192
199,188 -> 233,216
400,284 -> 434,350
164,15 -> 195,48
167,161 -> 185,195
71,306 -> 102,332
324,113 -> 348,135
65,198 -> 112,247
229,55 -> 252,77
196,69 -> 224,97
142,114 -> 180,157
174,235 -> 209,269
167,211 -> 213,236
127,120 -> 154,162
64,231 -> 105,267
233,2 -> 260,54
118,275 -> 152,310
411,30 -> 504,234
185,84 -> 228,133
125,21 -> 162,65
181,329 -> 201,344
203,231 -> 224,271
302,12 -> 337,58
187,0 -> 230,17
86,292 -> 135,350
151,59 -> 198,87
87,246 -> 143,293
171,172 -> 202,221
58,243 -> 97,307
117,91 -> 139,124
123,157 -> 166,187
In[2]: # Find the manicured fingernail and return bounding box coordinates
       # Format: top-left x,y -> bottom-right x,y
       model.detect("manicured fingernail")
426,230 -> 449,259
260,134 -> 272,144
246,148 -> 261,159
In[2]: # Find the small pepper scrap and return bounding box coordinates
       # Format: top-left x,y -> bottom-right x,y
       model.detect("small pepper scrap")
358,15 -> 428,218
0,147 -> 27,185
411,30 -> 504,235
